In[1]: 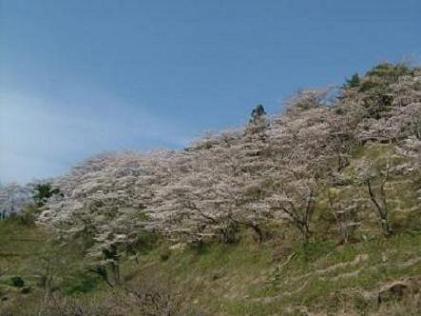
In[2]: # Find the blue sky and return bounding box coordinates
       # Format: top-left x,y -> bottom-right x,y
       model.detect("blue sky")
1,0 -> 420,183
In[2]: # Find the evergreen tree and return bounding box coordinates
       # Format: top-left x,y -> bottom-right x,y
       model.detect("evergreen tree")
344,73 -> 360,88
33,183 -> 61,207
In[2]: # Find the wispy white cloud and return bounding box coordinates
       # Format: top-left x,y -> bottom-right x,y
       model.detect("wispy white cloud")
0,90 -> 190,184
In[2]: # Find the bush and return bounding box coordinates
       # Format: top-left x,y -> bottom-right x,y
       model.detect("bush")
10,277 -> 24,288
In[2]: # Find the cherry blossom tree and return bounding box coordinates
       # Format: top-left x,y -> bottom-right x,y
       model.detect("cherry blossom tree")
0,183 -> 33,219
35,64 -> 421,250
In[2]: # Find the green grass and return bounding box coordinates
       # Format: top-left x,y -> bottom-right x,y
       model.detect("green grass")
115,229 -> 421,315
1,217 -> 421,315
0,219 -> 101,311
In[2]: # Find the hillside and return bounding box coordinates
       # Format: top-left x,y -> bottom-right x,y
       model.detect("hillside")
1,63 -> 421,315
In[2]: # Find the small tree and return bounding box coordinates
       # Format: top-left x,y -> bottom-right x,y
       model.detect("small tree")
246,104 -> 269,138
249,104 -> 266,123
344,73 -> 361,89
0,183 -> 33,218
327,187 -> 360,244
355,159 -> 393,236
33,183 -> 61,207
268,174 -> 318,242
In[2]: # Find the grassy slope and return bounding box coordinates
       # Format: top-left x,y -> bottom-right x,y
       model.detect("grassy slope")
1,144 -> 421,315
125,231 -> 421,315
1,222 -> 420,315
0,221 -> 102,315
